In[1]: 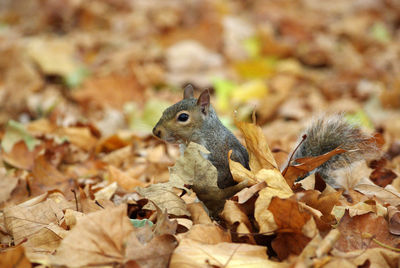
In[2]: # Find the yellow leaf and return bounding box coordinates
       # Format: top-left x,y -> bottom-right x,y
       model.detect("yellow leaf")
232,79 -> 268,102
235,121 -> 278,171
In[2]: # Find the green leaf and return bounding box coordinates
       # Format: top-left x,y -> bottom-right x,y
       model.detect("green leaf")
370,22 -> 391,43
212,77 -> 237,112
125,99 -> 171,132
65,67 -> 91,88
345,110 -> 374,130
130,219 -> 154,228
243,36 -> 262,58
1,120 -> 40,153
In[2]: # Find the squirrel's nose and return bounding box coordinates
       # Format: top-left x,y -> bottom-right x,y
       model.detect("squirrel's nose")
152,126 -> 162,138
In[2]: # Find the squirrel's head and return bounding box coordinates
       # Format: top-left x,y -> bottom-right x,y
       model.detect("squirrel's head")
152,85 -> 211,144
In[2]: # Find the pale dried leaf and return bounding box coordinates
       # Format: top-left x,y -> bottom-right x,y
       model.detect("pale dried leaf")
170,239 -> 287,268
51,204 -> 133,267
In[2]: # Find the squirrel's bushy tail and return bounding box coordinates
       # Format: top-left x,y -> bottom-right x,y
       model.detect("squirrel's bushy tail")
292,114 -> 380,186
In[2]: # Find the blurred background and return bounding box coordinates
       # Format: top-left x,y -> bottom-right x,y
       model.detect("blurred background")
1,0 -> 400,172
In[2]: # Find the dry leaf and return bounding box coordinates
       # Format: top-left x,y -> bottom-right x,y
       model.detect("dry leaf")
125,233 -> 177,268
136,184 -> 190,217
153,206 -> 178,236
56,127 -> 97,151
254,169 -> 293,233
0,245 -> 31,268
178,224 -> 231,244
0,168 -> 19,204
332,247 -> 400,267
335,211 -> 400,252
268,197 -> 312,234
299,189 -> 342,224
107,165 -> 147,191
272,233 -> 312,261
23,223 -> 67,264
388,206 -> 400,235
234,181 -> 267,204
4,197 -> 65,244
282,148 -> 346,188
221,200 -> 255,244
354,183 -> 400,206
94,181 -> 118,200
51,204 -> 133,267
170,239 -> 287,268
235,121 -> 278,171
186,203 -> 212,225
1,141 -> 42,170
72,74 -> 143,109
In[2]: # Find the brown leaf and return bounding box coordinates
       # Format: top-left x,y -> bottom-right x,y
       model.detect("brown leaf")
170,239 -> 283,268
30,154 -> 76,197
235,121 -> 278,171
72,74 -> 144,109
299,190 -> 342,224
23,223 -> 67,264
4,194 -> 66,245
51,204 -> 134,267
0,245 -> 31,268
178,224 -> 231,244
3,193 -> 71,263
220,200 -> 255,244
354,184 -> 400,206
332,248 -> 400,267
107,165 -> 147,191
369,159 -> 397,187
32,154 -> 66,185
125,234 -> 177,268
186,203 -> 212,225
1,141 -> 42,170
268,196 -> 312,233
136,184 -> 190,217
388,206 -> 400,235
234,181 -> 267,204
0,168 -> 19,204
272,232 -> 311,261
55,127 -> 97,151
282,148 -> 346,188
153,206 -> 178,237
335,211 -> 400,252
254,171 -> 293,233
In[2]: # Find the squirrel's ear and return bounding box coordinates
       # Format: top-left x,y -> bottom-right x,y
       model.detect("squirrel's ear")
197,89 -> 210,115
183,84 -> 194,99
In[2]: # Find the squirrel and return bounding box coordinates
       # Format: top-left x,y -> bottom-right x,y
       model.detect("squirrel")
153,85 -> 379,189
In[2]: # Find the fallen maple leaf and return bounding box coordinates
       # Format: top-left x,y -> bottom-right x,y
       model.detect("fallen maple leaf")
335,211 -> 400,252
282,147 -> 346,188
388,206 -> 400,235
0,168 -> 19,204
220,200 -> 256,244
177,224 -> 231,244
0,245 -> 31,268
107,165 -> 147,190
235,120 -> 278,172
170,239 -> 287,268
51,204 -> 133,267
354,183 -> 400,206
298,189 -> 342,224
186,203 -> 212,225
254,169 -> 293,233
1,141 -> 42,170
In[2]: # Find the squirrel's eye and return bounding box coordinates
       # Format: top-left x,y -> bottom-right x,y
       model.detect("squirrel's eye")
177,113 -> 189,122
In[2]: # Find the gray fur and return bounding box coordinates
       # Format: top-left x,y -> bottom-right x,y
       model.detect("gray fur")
292,115 -> 380,186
